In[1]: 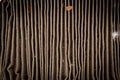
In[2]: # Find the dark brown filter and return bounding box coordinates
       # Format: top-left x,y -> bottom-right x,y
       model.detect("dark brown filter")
0,0 -> 120,80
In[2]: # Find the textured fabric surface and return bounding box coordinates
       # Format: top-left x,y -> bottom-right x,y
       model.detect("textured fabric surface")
0,0 -> 120,80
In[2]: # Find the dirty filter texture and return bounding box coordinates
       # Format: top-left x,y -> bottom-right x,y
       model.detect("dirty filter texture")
0,0 -> 120,80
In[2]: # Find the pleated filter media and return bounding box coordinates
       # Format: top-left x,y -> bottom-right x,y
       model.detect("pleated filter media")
0,0 -> 120,80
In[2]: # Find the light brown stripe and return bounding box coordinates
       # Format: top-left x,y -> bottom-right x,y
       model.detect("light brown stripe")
84,0 -> 87,79
52,0 -> 56,79
59,0 -> 63,79
19,0 -> 27,79
67,0 -> 71,79
101,0 -> 105,80
95,0 -> 98,79
75,0 -> 78,79
40,0 -> 44,79
33,0 -> 39,79
71,0 -> 75,79
91,0 -> 95,79
26,0 -> 32,79
98,0 -> 101,80
56,0 -> 60,80
86,0 -> 90,79
80,0 -> 84,79
37,0 -> 41,79
105,0 -> 109,79
46,0 -> 49,80
64,0 -> 68,79
78,0 -> 81,79
30,0 -> 35,79
49,0 -> 53,79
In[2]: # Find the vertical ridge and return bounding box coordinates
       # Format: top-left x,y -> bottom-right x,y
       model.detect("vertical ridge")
34,0 -> 39,79
1,1 -> 6,79
15,0 -> 21,79
56,0 -> 60,79
113,0 -> 118,79
52,0 -> 56,79
23,0 -> 28,79
98,0 -> 102,80
71,0 -> 75,79
40,0 -> 44,79
80,0 -> 84,79
116,0 -> 120,78
7,1 -> 15,79
43,0 -> 47,80
95,0 -> 98,79
67,0 -> 71,79
91,0 -> 95,79
37,0 -> 41,79
64,0 -> 68,79
46,0 -> 49,80
77,0 -> 81,79
19,0 -> 27,79
109,0 -> 116,79
101,0 -> 105,79
30,0 -> 35,79
49,0 -> 53,79
104,0 -> 109,79
84,0 -> 87,79
74,0 -> 78,79
26,0 -> 32,79
86,0 -> 90,79
59,0 -> 63,79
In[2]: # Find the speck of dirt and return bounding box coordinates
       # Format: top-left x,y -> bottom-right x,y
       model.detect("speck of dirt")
66,6 -> 72,11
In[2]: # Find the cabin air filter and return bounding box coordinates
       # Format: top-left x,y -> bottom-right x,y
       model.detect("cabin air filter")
0,0 -> 120,80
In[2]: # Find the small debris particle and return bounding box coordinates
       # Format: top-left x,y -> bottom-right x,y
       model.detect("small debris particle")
112,32 -> 118,39
66,6 -> 72,11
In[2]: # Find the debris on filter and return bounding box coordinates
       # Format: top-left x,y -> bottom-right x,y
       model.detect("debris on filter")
112,32 -> 118,39
66,6 -> 72,11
